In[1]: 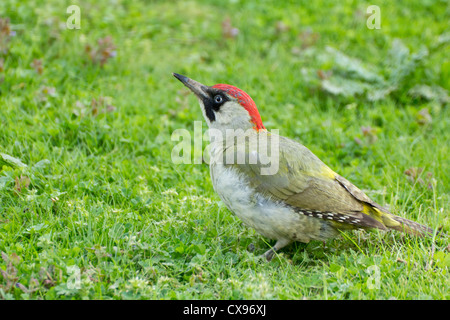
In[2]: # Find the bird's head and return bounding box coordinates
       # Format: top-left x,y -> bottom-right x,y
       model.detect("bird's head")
173,73 -> 265,132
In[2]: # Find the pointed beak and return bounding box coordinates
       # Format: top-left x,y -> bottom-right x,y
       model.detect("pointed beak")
172,73 -> 209,99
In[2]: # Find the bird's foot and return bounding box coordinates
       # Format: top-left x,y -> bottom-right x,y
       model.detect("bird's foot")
261,248 -> 276,261
260,238 -> 292,262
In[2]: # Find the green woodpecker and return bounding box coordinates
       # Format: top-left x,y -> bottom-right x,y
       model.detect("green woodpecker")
173,73 -> 434,261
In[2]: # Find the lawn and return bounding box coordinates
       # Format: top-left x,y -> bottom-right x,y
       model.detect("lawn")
0,0 -> 449,300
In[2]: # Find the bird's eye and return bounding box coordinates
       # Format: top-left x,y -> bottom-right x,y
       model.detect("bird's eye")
214,95 -> 223,104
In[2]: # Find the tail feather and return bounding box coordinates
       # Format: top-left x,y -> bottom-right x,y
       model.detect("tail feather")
385,214 -> 434,236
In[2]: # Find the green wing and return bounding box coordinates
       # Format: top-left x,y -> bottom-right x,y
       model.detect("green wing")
222,131 -> 389,230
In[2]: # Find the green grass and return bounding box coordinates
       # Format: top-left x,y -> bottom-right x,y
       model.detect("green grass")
0,0 -> 449,300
